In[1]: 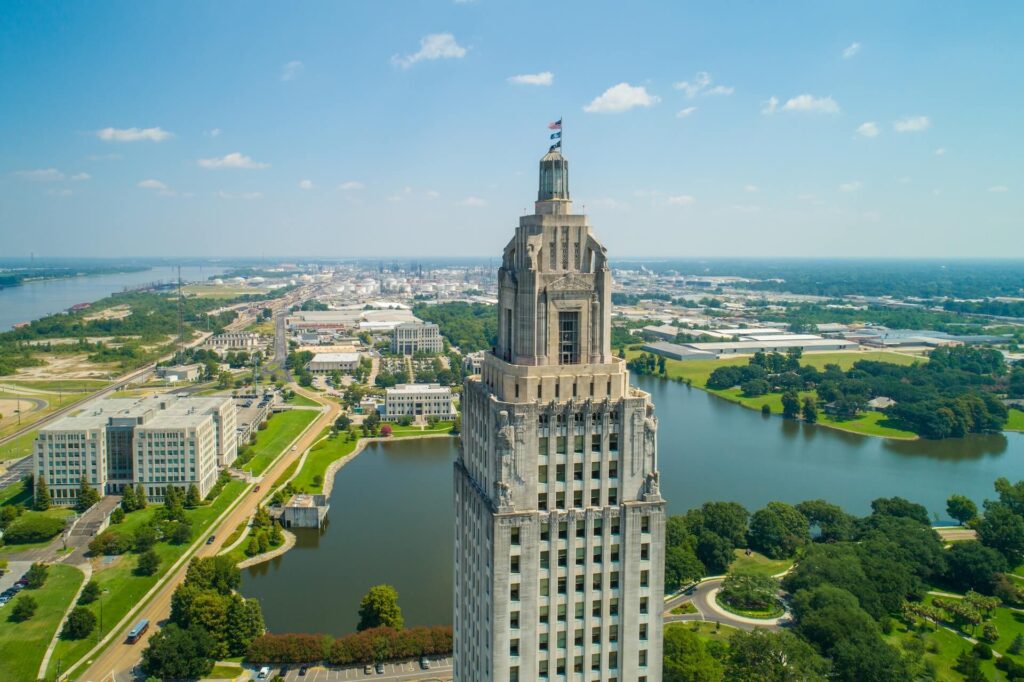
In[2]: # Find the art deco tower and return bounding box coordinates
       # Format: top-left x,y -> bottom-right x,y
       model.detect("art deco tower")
454,147 -> 666,681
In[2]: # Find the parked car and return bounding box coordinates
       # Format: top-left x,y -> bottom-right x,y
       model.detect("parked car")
298,665 -> 308,676
420,656 -> 431,670
257,666 -> 270,679
375,662 -> 385,674
363,664 -> 373,674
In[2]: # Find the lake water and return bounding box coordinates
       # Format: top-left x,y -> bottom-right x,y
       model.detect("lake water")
0,265 -> 224,331
240,375 -> 1024,634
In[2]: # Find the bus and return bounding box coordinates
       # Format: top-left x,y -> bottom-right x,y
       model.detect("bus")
127,619 -> 149,644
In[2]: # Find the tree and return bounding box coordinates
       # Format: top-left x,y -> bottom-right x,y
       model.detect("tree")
269,521 -> 284,546
110,507 -> 125,524
741,379 -> 771,398
358,585 -> 404,631
665,544 -> 705,592
726,629 -> 830,681
379,423 -> 393,437
10,594 -> 38,621
76,474 -> 101,512
948,494 -> 979,525
1008,633 -> 1024,655
121,483 -> 138,511
870,496 -> 930,526
35,474 -> 51,510
335,414 -> 352,431
142,623 -> 217,680
257,531 -> 270,554
137,548 -> 161,576
802,396 -> 819,424
943,540 -> 1008,593
747,501 -> 810,559
185,483 -> 202,509
781,390 -> 801,419
62,606 -> 98,639
663,625 -> 723,681
25,562 -> 48,589
136,483 -> 148,508
79,580 -> 101,605
720,571 -> 780,611
978,501 -> 1024,565
133,524 -> 159,552
796,499 -> 855,543
226,595 -> 265,656
171,520 -> 193,545
245,535 -> 260,557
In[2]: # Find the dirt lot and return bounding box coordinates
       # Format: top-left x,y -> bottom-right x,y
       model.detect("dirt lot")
12,353 -> 120,381
83,304 -> 132,321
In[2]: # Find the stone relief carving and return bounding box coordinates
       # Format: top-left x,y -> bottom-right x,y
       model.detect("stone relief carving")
548,272 -> 593,292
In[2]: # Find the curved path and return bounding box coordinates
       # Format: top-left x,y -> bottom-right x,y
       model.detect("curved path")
664,577 -> 791,631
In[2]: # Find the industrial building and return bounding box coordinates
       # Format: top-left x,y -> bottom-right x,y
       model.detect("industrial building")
205,331 -> 265,350
306,351 -> 361,375
155,363 -> 203,382
384,383 -> 456,420
34,394 -> 237,506
683,338 -> 859,355
281,493 -> 329,529
640,342 -> 717,361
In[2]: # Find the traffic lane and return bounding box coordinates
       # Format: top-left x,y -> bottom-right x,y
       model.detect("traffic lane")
272,657 -> 453,681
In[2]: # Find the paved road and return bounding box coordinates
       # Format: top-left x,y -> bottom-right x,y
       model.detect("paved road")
77,384 -> 339,682
264,656 -> 453,682
663,578 -> 789,631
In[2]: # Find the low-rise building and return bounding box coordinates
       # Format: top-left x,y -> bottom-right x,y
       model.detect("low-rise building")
34,393 -> 237,505
281,493 -> 329,529
641,341 -> 718,361
641,324 -> 680,341
384,383 -> 456,420
307,352 -> 360,374
206,331 -> 264,350
463,350 -> 485,375
155,364 -> 203,382
391,321 -> 443,355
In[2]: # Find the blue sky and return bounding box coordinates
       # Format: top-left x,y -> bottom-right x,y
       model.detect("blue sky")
1,1 -> 1022,259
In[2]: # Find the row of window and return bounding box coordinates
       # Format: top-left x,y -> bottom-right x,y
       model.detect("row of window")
508,651 -> 651,680
539,434 -> 619,456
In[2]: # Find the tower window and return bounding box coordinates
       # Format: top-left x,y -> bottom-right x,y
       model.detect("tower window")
558,311 -> 580,364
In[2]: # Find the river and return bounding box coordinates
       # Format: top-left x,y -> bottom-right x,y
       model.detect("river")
240,375 -> 1024,634
0,265 -> 224,331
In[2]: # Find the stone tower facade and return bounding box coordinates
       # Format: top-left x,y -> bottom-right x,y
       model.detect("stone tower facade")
454,148 -> 665,681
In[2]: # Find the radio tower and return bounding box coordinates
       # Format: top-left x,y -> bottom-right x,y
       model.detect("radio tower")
176,265 -> 185,363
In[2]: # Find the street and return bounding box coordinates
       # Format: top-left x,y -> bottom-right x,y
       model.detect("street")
663,577 -> 790,631
260,657 -> 453,682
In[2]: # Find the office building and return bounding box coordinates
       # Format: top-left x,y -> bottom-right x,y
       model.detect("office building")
384,383 -> 456,421
392,321 -> 443,355
454,147 -> 666,681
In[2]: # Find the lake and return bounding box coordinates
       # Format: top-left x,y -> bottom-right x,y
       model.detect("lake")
0,265 -> 224,331
240,375 -> 1024,634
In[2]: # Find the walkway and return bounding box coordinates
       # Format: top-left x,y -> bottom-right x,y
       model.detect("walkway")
663,577 -> 790,631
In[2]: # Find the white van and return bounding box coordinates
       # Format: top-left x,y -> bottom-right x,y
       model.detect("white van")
257,666 -> 271,679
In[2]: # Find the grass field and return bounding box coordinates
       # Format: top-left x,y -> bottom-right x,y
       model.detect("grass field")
0,429 -> 40,462
389,421 -> 455,438
0,508 -> 75,555
209,662 -> 244,679
0,563 -> 85,681
291,433 -> 359,493
666,620 -> 738,646
884,618 -> 1001,681
3,379 -> 111,392
0,477 -> 32,507
46,480 -> 247,679
727,549 -> 794,578
625,349 -> 923,439
243,410 -> 319,475
284,392 -> 319,407
1008,409 -> 1024,432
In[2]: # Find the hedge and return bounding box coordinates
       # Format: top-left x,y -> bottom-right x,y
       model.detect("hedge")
2,513 -> 65,544
87,529 -> 133,555
247,626 -> 453,665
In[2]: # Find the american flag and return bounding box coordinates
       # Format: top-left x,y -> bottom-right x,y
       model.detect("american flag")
548,119 -> 562,130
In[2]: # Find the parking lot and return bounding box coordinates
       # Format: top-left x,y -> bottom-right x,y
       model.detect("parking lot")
257,657 -> 453,682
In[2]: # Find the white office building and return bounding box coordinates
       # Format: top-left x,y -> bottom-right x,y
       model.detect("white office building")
392,321 -> 443,355
384,383 -> 456,420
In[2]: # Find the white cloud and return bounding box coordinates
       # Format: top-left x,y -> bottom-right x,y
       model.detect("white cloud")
856,122 -> 879,138
205,128 -> 222,138
198,152 -> 269,169
676,107 -> 697,119
744,184 -> 760,193
13,168 -> 65,181
673,72 -> 733,98
96,127 -> 172,142
391,33 -> 466,69
761,97 -> 779,115
137,179 -> 176,196
893,115 -> 930,133
508,71 -> 553,86
839,180 -> 863,192
339,180 -> 365,191
934,147 -> 947,156
842,42 -> 861,59
456,196 -> 487,207
781,94 -> 840,114
217,190 -> 262,200
988,185 -> 1009,193
666,195 -> 696,206
281,60 -> 304,81
299,179 -> 314,190
70,172 -> 91,181
584,83 -> 660,113
424,190 -> 441,200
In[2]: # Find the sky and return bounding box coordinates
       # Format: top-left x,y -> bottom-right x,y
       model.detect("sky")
1,1 -> 1022,260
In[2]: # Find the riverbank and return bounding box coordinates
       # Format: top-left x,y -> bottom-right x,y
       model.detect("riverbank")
625,349 -> 925,440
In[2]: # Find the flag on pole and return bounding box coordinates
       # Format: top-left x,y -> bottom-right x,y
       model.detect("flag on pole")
549,141 -> 562,152
548,119 -> 562,130
550,131 -> 562,140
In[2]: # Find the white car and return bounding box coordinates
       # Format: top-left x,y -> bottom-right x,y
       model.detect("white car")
257,666 -> 270,679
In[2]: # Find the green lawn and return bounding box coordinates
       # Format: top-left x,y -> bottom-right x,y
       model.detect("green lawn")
0,507 -> 75,555
284,392 -> 319,407
884,618 -> 1002,682
290,433 -> 360,493
666,620 -> 738,646
243,410 -> 318,475
0,477 -> 32,507
389,421 -> 455,438
0,563 -> 85,682
209,662 -> 244,679
46,480 -> 246,679
4,379 -> 111,392
1008,409 -> 1024,432
626,349 -> 922,439
0,429 -> 40,462
727,549 -> 794,578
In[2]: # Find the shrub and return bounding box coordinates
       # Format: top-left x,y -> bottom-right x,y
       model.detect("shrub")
78,580 -> 101,605
136,549 -> 160,576
11,594 -> 38,621
110,507 -> 125,524
89,530 -> 133,556
3,513 -> 65,544
25,562 -> 49,589
246,626 -> 453,666
974,641 -> 994,660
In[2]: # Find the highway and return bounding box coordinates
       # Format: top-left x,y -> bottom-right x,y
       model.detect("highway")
75,384 -> 339,682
